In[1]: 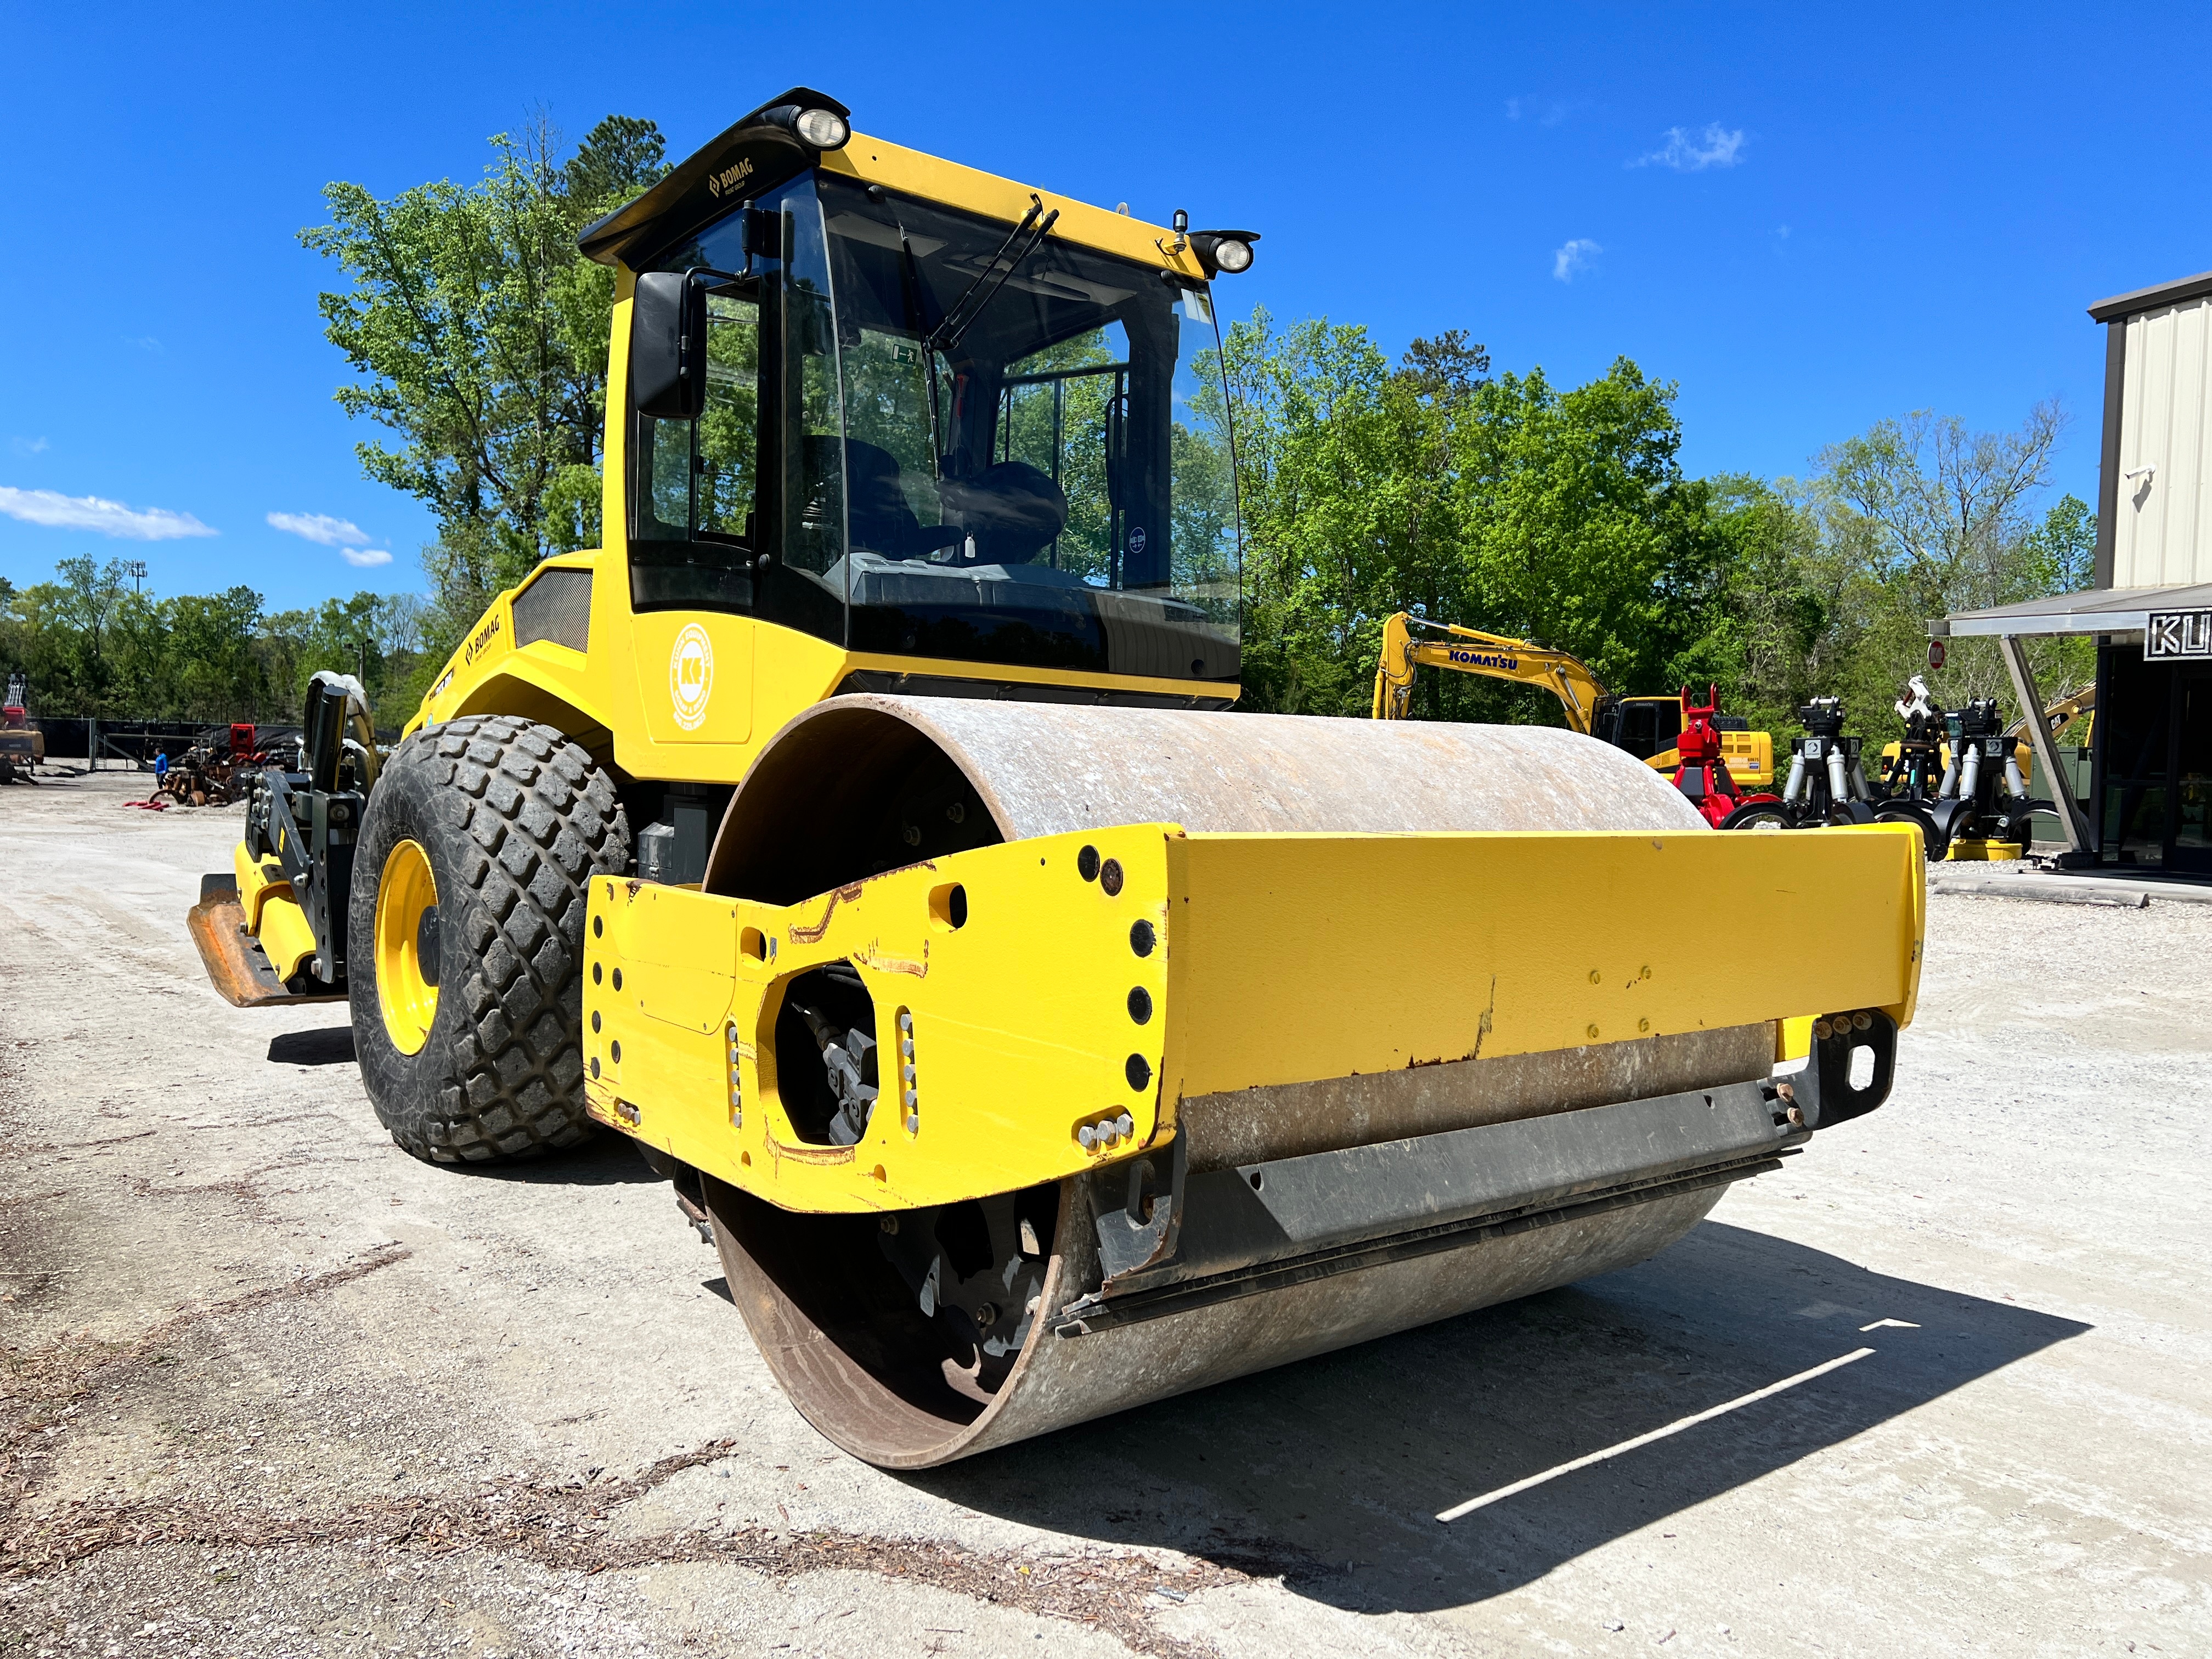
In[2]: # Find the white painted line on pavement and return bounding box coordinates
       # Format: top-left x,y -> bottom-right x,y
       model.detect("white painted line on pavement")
1434,1347 -> 1877,1523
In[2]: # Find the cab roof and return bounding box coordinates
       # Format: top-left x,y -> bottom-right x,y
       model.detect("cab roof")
577,87 -> 1209,285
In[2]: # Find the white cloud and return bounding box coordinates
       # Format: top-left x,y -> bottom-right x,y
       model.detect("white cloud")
1553,239 -> 1602,282
10,437 -> 48,456
1636,123 -> 1746,171
0,486 -> 216,541
1505,95 -> 1581,127
267,510 -> 373,548
269,512 -> 394,566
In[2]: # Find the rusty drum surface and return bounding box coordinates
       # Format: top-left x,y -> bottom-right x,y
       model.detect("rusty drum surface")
702,697 -> 1753,1467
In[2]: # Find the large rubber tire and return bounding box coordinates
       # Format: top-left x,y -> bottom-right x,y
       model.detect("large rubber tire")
1719,799 -> 1797,832
347,715 -> 630,1164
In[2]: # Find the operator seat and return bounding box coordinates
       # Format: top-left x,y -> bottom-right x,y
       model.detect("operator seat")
938,461 -> 1068,565
818,438 -> 1070,566
836,438 -> 929,557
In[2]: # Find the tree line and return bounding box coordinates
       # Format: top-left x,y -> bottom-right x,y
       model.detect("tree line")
0,117 -> 2098,744
1223,315 -> 2094,737
0,560 -> 434,726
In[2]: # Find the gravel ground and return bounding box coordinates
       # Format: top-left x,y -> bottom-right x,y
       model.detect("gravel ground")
2,768 -> 2207,1658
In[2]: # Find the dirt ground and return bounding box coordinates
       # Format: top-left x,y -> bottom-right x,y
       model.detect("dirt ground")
3,767 -> 2207,1659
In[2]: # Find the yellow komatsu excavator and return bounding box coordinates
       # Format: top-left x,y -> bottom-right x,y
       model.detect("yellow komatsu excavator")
1372,611 -> 1776,791
188,89 -> 1922,1469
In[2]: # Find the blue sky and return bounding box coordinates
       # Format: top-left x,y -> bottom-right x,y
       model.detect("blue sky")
3,1 -> 2204,610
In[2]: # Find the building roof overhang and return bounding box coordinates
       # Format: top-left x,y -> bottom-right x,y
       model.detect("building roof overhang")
1933,582 -> 2212,639
2088,269 -> 2212,323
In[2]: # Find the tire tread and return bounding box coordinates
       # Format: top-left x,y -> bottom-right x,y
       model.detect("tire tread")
352,714 -> 628,1164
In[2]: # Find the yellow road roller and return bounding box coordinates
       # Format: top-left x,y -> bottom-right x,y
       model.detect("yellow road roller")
190,87 -> 1924,1468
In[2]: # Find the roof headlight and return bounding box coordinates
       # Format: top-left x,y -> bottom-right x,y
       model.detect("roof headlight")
795,108 -> 850,150
1188,229 -> 1261,278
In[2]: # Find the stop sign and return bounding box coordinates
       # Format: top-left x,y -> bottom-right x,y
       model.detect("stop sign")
1927,639 -> 1947,671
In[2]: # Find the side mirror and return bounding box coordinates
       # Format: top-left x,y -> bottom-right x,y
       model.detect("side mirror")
631,270 -> 707,421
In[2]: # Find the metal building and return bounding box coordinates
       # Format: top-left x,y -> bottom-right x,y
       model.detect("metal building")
1934,269 -> 2212,879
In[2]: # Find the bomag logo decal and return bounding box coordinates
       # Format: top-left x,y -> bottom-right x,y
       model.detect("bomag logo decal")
669,624 -> 714,731
464,613 -> 503,665
706,156 -> 755,199
1447,648 -> 1519,670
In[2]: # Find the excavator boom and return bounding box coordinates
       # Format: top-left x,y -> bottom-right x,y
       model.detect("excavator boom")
1372,611 -> 1609,732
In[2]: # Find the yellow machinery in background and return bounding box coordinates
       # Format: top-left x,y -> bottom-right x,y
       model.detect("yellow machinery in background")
189,89 -> 1921,1469
1372,611 -> 1776,791
2006,685 -> 2096,786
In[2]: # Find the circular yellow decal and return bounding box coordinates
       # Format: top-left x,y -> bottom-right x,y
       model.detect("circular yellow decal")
669,623 -> 714,731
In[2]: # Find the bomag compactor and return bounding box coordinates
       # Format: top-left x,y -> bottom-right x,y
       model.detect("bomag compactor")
189,89 -> 1925,1468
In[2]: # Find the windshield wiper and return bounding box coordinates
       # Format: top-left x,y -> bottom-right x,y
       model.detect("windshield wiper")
927,192 -> 1059,358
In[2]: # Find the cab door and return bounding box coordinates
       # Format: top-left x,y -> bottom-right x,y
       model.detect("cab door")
627,282 -> 765,748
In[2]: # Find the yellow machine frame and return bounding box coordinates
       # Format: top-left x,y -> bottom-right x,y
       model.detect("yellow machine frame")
583,821 -> 1923,1214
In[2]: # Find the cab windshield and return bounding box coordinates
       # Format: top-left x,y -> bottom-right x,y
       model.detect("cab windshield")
631,172 -> 1240,685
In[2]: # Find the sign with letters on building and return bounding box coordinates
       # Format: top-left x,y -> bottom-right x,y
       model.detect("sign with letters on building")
2145,610 -> 2212,660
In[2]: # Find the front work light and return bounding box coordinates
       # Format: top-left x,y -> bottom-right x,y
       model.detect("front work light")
796,108 -> 851,150
1188,229 -> 1261,278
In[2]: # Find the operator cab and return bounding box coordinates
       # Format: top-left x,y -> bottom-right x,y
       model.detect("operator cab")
1598,696 -> 1684,761
591,92 -> 1245,692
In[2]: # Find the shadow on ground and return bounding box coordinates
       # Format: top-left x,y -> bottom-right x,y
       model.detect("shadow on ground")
456,1128 -> 665,1186
267,1026 -> 356,1066
906,1219 -> 2085,1614
249,1034 -> 660,1186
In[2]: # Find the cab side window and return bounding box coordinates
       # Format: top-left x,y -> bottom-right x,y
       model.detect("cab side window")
631,293 -> 763,607
636,293 -> 761,545
697,292 -> 763,542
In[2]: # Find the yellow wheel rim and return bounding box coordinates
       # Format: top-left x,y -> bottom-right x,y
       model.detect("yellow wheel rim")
374,838 -> 440,1056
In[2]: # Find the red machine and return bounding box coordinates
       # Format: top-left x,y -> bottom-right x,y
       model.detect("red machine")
1668,686 -> 1775,828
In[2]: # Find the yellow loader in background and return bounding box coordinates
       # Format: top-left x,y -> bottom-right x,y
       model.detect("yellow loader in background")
189,89 -> 1922,1469
1371,610 -> 1778,791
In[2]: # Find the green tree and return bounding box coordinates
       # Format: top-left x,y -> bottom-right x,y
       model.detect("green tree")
1685,476 -> 1833,734
1224,312 -> 1724,724
1453,358 -> 1725,699
165,588 -> 270,718
1221,312 -> 1412,714
45,557 -> 134,708
302,114 -> 668,642
1797,403 -> 2075,737
2017,493 -> 2098,696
